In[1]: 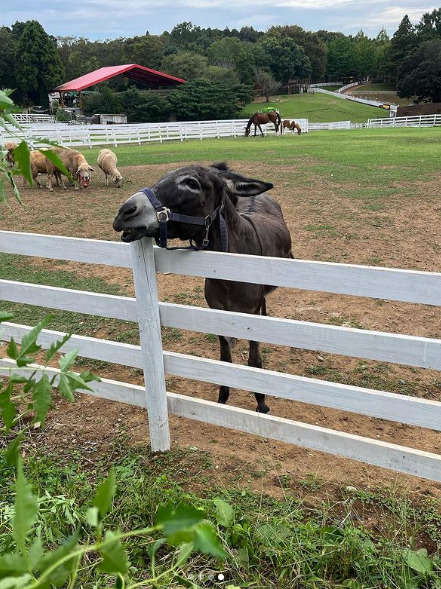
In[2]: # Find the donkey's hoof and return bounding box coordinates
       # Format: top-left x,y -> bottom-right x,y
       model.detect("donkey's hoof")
256,404 -> 270,414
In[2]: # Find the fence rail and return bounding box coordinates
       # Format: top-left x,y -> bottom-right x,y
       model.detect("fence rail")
1,230 -> 441,481
367,114 -> 441,127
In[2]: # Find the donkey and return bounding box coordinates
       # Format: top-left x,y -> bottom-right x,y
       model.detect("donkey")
113,162 -> 293,413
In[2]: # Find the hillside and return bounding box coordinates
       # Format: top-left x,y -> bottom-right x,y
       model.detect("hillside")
242,91 -> 392,123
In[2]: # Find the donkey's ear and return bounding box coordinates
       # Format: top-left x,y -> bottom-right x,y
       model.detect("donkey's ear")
225,176 -> 273,196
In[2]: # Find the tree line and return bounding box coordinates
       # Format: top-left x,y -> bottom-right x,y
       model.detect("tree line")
1,11 -> 441,121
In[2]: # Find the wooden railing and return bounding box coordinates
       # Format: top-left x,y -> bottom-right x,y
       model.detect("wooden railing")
1,230 -> 441,480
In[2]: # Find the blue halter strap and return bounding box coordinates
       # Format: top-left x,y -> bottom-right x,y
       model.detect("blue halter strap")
141,186 -> 228,252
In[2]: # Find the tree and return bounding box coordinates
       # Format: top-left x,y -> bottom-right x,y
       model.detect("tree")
325,34 -> 355,81
0,27 -> 18,92
416,8 -> 441,42
396,38 -> 441,102
207,38 -> 263,85
253,69 -> 281,101
123,34 -> 164,69
14,21 -> 65,106
387,15 -> 418,80
167,79 -> 250,120
266,26 -> 327,82
161,50 -> 209,80
259,36 -> 312,84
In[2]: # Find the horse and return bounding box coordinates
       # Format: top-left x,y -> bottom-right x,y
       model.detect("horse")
113,162 -> 293,414
281,120 -> 302,135
245,111 -> 282,137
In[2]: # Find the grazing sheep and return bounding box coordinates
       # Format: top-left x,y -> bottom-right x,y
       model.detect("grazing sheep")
46,147 -> 94,191
4,142 -> 18,166
23,149 -> 61,189
97,149 -> 123,188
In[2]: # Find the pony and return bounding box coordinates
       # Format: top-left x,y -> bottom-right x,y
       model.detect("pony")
245,111 -> 282,137
113,162 -> 293,413
281,120 -> 302,135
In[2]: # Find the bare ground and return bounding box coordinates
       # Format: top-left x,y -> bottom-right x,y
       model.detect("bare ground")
2,158 -> 441,510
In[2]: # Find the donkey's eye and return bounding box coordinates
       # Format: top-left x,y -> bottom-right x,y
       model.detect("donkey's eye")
185,178 -> 200,190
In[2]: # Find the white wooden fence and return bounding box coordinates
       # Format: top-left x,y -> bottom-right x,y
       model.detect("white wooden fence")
1,118 -> 293,149
1,230 -> 441,480
367,114 -> 441,128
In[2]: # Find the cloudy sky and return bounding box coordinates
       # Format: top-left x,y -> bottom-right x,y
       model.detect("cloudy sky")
1,0 -> 436,40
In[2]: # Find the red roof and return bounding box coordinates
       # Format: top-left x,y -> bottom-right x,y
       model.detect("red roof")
54,64 -> 186,91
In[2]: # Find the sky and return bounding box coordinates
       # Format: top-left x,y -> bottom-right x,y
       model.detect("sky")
1,0 -> 437,41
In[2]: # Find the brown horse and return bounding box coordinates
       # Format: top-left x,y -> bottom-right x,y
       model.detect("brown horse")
245,111 -> 282,137
281,120 -> 302,135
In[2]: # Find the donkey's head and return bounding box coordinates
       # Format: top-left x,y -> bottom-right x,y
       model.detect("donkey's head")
112,163 -> 273,247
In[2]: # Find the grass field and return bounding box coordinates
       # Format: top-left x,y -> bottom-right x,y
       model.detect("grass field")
2,127 -> 441,588
241,91 -> 392,123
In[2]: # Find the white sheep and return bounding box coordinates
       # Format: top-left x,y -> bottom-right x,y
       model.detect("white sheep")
97,149 -> 123,188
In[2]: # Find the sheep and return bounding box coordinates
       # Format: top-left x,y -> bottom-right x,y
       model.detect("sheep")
4,142 -> 18,166
97,148 -> 123,188
46,147 -> 94,191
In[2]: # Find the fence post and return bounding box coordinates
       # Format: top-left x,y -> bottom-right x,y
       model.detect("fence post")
130,237 -> 170,452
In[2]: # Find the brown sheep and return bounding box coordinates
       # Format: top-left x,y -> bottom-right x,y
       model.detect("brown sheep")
97,149 -> 123,188
46,147 -> 94,191
4,142 -> 18,167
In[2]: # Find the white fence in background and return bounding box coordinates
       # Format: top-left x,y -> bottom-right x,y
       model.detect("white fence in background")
0,113 -> 439,149
1,230 -> 441,481
367,114 -> 441,128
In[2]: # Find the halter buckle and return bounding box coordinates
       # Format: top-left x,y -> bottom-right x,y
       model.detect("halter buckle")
157,208 -> 170,222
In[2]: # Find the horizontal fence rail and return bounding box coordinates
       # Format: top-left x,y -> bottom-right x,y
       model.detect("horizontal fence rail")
1,230 -> 441,480
1,115 -> 439,148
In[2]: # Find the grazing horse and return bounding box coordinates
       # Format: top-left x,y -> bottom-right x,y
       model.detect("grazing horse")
245,111 -> 282,137
281,120 -> 302,135
113,162 -> 293,413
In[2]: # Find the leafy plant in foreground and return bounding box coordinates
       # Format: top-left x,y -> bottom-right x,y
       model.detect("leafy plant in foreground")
0,459 -> 227,588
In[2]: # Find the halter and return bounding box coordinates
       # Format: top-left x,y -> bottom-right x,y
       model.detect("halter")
141,187 -> 228,252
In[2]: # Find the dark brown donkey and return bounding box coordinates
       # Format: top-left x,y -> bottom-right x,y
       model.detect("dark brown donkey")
113,162 -> 293,413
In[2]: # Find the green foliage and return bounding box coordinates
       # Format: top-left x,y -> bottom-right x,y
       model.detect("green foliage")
14,20 -> 65,106
0,461 -> 226,588
259,36 -> 312,84
119,88 -> 172,123
168,79 -> 253,120
0,314 -> 100,435
397,38 -> 441,102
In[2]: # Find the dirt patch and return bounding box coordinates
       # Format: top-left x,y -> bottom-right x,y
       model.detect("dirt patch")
2,159 -> 441,506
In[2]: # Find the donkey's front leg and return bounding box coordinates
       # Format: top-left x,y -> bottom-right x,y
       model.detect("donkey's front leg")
249,340 -> 270,413
217,335 -> 232,404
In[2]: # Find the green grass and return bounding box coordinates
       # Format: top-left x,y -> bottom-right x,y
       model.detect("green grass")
240,92 -> 391,123
1,446 -> 440,588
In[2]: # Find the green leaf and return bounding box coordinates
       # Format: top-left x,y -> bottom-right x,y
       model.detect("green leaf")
5,435 -> 23,466
193,522 -> 227,559
13,459 -> 39,556
213,499 -> 234,528
86,507 -> 99,528
93,469 -> 116,521
32,374 -> 53,428
13,142 -> 32,186
79,371 -> 101,384
98,531 -> 129,575
174,542 -> 193,568
39,529 -> 80,587
58,350 -> 78,373
156,502 -> 205,537
64,372 -> 95,392
42,149 -> 73,182
0,552 -> 28,577
0,312 -> 14,322
45,333 -> 71,364
19,318 -> 51,358
6,339 -> 19,361
403,548 -> 433,574
57,374 -> 75,402
0,383 -> 17,431
0,574 -> 33,588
